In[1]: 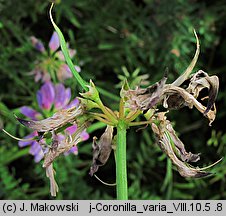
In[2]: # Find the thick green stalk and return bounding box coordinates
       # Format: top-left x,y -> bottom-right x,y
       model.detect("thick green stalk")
116,120 -> 128,200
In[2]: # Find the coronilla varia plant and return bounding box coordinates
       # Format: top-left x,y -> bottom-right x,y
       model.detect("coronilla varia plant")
2,4 -> 221,199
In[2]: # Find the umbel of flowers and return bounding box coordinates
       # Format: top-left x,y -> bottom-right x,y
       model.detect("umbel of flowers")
30,31 -> 81,83
3,4 -> 221,199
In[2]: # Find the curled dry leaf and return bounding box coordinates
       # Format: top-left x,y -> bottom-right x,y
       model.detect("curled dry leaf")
121,74 -> 167,111
17,105 -> 84,132
151,112 -> 210,178
89,125 -> 114,176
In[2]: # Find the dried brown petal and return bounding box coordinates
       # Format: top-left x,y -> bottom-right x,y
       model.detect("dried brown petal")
46,163 -> 58,197
89,125 -> 114,176
151,113 -> 210,178
166,122 -> 200,162
186,70 -> 219,114
121,74 -> 167,111
43,123 -> 88,168
163,85 -> 216,125
160,134 -> 210,178
17,106 -> 83,132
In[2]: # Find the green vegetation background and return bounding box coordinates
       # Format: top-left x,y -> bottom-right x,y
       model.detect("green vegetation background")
0,0 -> 226,199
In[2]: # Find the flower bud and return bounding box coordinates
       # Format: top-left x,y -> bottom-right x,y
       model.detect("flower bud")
80,80 -> 101,103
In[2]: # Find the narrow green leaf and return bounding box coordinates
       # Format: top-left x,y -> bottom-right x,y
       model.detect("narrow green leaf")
98,43 -> 114,50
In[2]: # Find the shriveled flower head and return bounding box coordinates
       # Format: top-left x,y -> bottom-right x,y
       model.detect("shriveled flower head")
121,31 -> 220,179
30,32 -> 81,83
18,81 -> 89,163
121,73 -> 167,110
17,81 -> 91,196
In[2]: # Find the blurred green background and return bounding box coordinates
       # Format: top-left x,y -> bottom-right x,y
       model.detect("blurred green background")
0,0 -> 226,199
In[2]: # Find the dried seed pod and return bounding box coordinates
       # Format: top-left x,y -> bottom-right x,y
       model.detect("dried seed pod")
89,125 -> 114,176
163,85 -> 216,125
172,30 -> 200,87
165,122 -> 200,163
17,106 -> 84,132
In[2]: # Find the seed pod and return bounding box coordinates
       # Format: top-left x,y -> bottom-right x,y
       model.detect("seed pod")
17,106 -> 84,132
89,125 -> 114,176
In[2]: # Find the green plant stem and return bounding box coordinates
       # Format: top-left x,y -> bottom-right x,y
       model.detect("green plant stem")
125,110 -> 142,124
97,100 -> 118,124
116,120 -> 128,200
129,119 -> 153,127
49,3 -> 88,91
125,110 -> 141,122
94,116 -> 115,126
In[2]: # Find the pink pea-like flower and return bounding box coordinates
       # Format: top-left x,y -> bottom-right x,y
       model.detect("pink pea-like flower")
19,81 -> 89,162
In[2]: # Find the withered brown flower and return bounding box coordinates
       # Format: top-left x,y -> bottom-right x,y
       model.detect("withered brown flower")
16,105 -> 84,132
89,125 -> 114,176
151,112 -> 210,178
121,74 -> 167,111
163,70 -> 219,126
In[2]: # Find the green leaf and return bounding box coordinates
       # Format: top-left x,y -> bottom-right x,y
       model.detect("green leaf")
98,43 -> 115,50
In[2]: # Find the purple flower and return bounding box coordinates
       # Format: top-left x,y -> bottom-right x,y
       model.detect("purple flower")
54,83 -> 71,110
20,106 -> 41,120
66,125 -> 78,134
29,141 -> 45,163
29,32 -> 81,83
49,32 -> 60,52
37,82 -> 55,110
64,146 -> 78,156
30,36 -> 45,53
19,82 -> 89,162
18,131 -> 44,163
18,132 -> 38,148
80,131 -> 90,141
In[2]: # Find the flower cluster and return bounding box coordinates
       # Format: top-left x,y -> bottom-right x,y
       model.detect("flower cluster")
30,32 -> 81,82
19,82 -> 89,162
